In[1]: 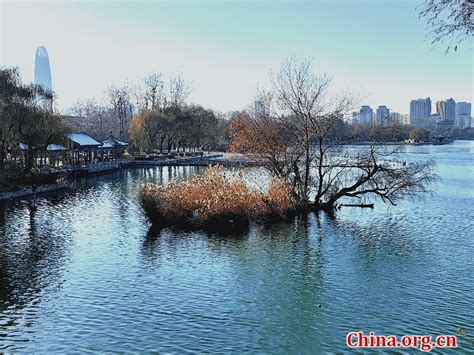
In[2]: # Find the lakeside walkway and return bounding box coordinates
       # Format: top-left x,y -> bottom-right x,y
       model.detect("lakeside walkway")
0,153 -> 256,201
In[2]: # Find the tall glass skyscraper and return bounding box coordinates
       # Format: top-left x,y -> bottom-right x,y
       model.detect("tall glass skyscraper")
34,46 -> 53,111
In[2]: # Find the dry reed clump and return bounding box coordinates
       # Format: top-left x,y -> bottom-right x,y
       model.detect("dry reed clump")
139,166 -> 294,230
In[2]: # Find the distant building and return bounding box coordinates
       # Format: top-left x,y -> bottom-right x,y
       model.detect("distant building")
342,113 -> 352,124
351,112 -> 360,124
402,114 -> 409,125
390,112 -> 403,126
410,97 -> 431,127
436,101 -> 446,121
437,98 -> 456,122
375,106 -> 390,126
34,46 -> 52,91
353,105 -> 373,125
430,113 -> 441,124
455,102 -> 472,128
423,113 -> 441,130
412,114 -> 438,130
34,46 -> 53,111
436,120 -> 455,131
445,98 -> 456,122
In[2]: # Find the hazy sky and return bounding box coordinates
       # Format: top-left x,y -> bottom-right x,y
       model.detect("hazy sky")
1,0 -> 472,114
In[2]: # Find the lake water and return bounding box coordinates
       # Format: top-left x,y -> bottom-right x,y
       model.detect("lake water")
1,141 -> 473,352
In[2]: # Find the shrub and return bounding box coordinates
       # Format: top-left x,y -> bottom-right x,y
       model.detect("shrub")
139,166 -> 294,231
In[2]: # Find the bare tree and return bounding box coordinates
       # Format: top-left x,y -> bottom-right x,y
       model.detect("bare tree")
166,74 -> 190,109
69,98 -> 111,139
230,58 -> 437,211
107,84 -> 134,140
272,58 -> 335,205
419,0 -> 473,53
134,73 -> 165,112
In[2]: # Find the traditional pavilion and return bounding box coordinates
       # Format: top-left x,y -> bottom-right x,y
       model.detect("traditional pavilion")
100,136 -> 129,159
18,143 -> 67,168
19,132 -> 129,169
66,132 -> 102,165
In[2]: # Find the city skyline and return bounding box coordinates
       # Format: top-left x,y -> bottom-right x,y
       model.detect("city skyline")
14,44 -> 474,124
28,42 -> 474,118
351,95 -> 471,129
358,97 -> 471,117
1,0 -> 472,114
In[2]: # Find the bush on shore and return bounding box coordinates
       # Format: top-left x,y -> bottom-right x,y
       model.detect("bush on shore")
139,166 -> 294,232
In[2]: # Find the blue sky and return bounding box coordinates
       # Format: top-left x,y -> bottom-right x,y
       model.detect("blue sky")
1,0 -> 472,114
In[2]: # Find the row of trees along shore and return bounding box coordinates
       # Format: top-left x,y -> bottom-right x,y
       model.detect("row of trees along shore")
71,73 -> 229,153
140,58 -> 438,232
128,74 -> 229,153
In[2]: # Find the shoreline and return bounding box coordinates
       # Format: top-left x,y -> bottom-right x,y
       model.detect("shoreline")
347,141 -> 455,146
0,182 -> 70,201
0,139 -> 464,202
0,153 -> 249,201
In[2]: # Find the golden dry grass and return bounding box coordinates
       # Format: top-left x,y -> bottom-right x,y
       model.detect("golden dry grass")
139,166 -> 294,228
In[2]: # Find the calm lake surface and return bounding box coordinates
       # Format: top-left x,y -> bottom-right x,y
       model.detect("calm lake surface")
1,141 -> 473,353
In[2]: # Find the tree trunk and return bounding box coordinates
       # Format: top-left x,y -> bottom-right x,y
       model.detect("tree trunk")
315,137 -> 324,202
0,142 -> 5,170
302,143 -> 311,207
25,147 -> 34,173
160,136 -> 165,153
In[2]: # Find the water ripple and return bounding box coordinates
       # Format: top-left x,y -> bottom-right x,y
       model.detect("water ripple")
1,143 -> 473,352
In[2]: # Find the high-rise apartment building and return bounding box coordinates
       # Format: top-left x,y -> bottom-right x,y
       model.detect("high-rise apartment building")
358,105 -> 373,125
455,102 -> 472,128
436,101 -> 446,121
375,106 -> 390,126
437,98 -> 456,122
410,98 -> 431,126
445,98 -> 456,122
402,114 -> 409,125
390,112 -> 403,126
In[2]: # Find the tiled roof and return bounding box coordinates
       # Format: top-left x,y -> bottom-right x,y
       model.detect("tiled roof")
67,132 -> 102,146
